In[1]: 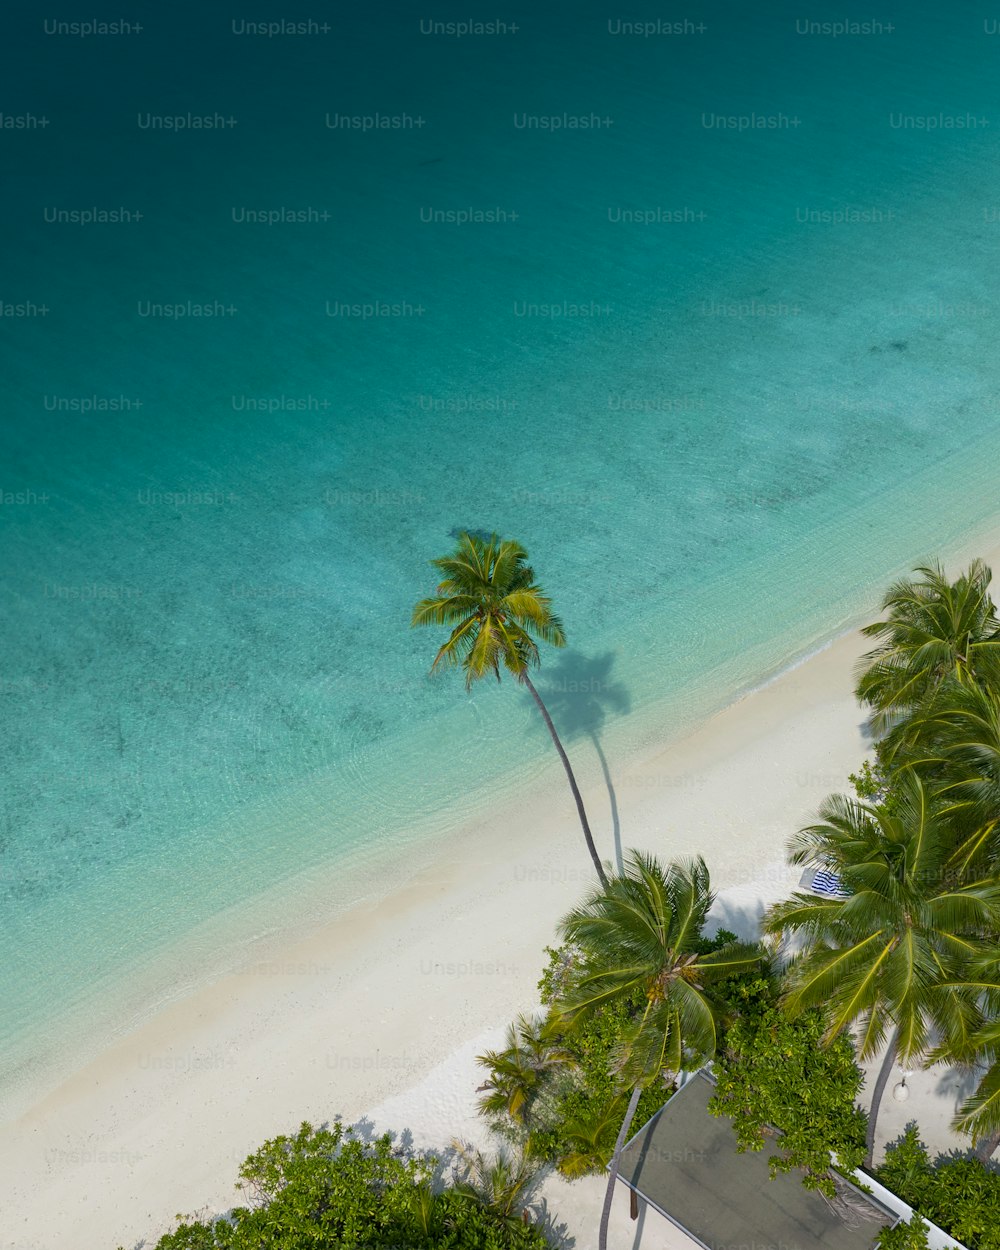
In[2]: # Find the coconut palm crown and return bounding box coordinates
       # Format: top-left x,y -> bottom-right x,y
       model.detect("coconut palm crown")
476,1014 -> 575,1127
412,531 -> 565,688
855,560 -> 1000,738
950,1013 -> 1000,1159
554,853 -> 759,1082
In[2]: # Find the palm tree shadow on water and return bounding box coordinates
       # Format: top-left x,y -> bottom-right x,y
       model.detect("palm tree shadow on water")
523,651 -> 631,873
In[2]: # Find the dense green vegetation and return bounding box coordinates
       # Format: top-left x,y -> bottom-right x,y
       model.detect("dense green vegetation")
877,1126 -> 1000,1250
708,976 -> 867,1194
130,1122 -> 548,1250
477,959 -> 665,1177
758,563 -> 1000,1158
875,1214 -> 930,1250
478,925 -> 747,1176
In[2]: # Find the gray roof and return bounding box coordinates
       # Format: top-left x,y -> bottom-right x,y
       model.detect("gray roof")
617,1071 -> 897,1250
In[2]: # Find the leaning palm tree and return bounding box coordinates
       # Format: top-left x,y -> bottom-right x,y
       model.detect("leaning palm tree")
855,559 -> 1000,738
764,771 -> 1000,1167
413,531 -> 607,884
551,851 -> 761,1250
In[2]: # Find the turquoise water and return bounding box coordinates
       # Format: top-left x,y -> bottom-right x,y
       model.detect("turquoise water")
4,1 -> 1000,1109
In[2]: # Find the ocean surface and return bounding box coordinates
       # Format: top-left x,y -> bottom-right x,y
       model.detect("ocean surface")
3,0 -> 1000,1111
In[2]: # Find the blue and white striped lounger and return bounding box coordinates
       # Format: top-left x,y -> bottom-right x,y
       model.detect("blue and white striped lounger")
810,868 -> 851,898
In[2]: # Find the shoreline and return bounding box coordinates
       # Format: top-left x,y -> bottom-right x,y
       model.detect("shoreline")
0,593 -> 856,1127
7,533 -> 1000,1248
6,477 -> 1000,1126
3,623 -> 876,1250
0,610 -> 855,1127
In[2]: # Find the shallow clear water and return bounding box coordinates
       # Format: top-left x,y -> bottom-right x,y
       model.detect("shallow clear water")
3,0 -> 1000,1108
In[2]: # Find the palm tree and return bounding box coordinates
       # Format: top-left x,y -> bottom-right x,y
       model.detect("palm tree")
764,771 -> 1000,1167
476,1013 -> 575,1127
551,1097 -> 630,1179
551,851 -> 761,1250
408,1181 -> 442,1240
412,531 -> 607,884
928,948 -> 1000,1162
949,1021 -> 1000,1161
451,1141 -> 539,1229
883,682 -> 1000,875
855,560 -> 1000,738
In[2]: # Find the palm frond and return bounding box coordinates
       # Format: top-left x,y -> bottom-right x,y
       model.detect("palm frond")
954,1060 -> 1000,1142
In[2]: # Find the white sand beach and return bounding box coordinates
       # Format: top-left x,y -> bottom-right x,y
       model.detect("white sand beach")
1,560 -> 993,1250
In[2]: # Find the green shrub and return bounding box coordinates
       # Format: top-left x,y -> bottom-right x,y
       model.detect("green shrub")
709,976 -> 867,1196
877,1214 -> 929,1250
849,758 -> 888,802
121,1121 -> 549,1249
877,1125 -> 1000,1250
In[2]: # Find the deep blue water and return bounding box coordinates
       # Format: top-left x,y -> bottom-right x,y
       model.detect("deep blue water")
3,0 -> 1000,1109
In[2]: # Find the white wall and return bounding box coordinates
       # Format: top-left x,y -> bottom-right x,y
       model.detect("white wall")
851,1167 -> 969,1250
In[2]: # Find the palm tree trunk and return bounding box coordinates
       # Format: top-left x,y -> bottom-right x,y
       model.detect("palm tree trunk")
522,674 -> 607,887
864,1026 -> 900,1169
976,1130 -> 1000,1163
599,1084 -> 644,1250
589,729 -> 623,874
